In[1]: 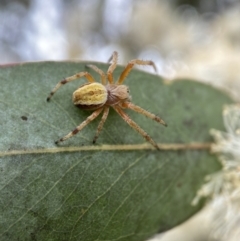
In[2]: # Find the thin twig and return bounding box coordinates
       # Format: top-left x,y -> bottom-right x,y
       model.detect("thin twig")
1,142 -> 212,157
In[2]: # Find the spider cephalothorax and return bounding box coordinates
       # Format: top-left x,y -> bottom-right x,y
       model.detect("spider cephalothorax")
47,51 -> 167,149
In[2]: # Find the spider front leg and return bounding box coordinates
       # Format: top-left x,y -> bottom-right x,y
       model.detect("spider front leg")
47,71 -> 95,101
113,106 -> 159,149
55,108 -> 103,144
117,59 -> 157,85
120,102 -> 167,127
107,51 -> 118,84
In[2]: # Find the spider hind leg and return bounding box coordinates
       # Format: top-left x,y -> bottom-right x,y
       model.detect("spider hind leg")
86,64 -> 106,85
93,107 -> 110,144
47,71 -> 95,101
55,108 -> 103,144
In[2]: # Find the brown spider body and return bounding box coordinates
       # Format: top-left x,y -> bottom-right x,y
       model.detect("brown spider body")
73,83 -> 131,110
47,51 -> 167,149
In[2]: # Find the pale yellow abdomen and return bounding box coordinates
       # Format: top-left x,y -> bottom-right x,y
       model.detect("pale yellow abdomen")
72,82 -> 108,106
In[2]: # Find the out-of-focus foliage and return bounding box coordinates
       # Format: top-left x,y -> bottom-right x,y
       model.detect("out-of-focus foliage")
1,0 -> 240,101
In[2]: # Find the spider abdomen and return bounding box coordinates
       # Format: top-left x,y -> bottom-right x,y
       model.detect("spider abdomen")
72,82 -> 107,109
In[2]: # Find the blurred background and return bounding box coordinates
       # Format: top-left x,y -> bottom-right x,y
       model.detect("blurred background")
0,0 -> 240,101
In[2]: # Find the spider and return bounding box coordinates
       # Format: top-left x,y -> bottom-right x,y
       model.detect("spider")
47,51 -> 167,149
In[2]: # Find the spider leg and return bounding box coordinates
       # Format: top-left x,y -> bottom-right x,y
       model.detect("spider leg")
107,51 -> 118,84
86,64 -> 106,85
55,108 -> 103,144
92,106 -> 110,144
113,106 -> 159,149
47,71 -> 95,101
120,102 -> 167,127
117,59 -> 157,85
107,50 -> 117,63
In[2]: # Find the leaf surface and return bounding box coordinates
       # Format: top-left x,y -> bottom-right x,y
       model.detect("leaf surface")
0,62 -> 232,241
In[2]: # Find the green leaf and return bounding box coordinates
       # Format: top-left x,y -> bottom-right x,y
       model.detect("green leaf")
0,62 -> 232,241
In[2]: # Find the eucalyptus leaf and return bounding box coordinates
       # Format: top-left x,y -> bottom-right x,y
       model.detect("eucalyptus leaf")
0,62 -> 232,241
